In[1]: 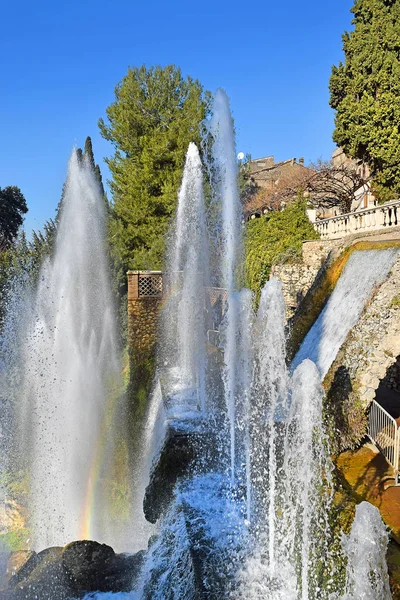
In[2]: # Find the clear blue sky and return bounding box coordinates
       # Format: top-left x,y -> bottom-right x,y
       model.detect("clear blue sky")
1,0 -> 353,234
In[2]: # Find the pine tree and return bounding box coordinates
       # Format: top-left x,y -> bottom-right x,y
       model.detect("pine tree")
99,64 -> 212,289
330,0 -> 400,201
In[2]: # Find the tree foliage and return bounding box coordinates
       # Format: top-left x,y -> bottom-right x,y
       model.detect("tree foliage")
99,65 -> 212,289
330,0 -> 400,200
56,136 -> 106,222
0,187 -> 28,251
245,197 -> 319,298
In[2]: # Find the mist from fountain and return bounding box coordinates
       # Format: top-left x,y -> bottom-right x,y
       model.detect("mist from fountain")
0,93 -> 389,600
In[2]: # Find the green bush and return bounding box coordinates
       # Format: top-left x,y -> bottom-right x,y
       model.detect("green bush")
245,197 -> 318,298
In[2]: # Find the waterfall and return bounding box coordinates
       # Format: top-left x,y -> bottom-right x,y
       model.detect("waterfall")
14,150 -> 121,550
293,249 -> 399,378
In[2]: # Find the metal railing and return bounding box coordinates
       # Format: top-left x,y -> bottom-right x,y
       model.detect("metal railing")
368,400 -> 399,482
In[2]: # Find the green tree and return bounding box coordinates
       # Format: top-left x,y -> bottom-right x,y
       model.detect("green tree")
0,187 -> 28,251
56,136 -> 106,222
99,64 -> 212,290
330,0 -> 400,201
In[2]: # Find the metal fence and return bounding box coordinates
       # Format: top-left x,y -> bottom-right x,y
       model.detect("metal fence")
368,400 -> 399,482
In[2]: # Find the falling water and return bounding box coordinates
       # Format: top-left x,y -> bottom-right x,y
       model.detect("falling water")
341,502 -> 392,600
18,150 -> 121,549
234,281 -> 334,600
2,93 -> 389,599
293,249 -> 399,378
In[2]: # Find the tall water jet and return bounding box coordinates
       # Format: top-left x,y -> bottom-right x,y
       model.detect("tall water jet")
163,142 -> 209,411
234,280 -> 335,599
19,150 -> 121,549
341,501 -> 392,600
280,359 -> 333,599
250,278 -> 288,569
207,89 -> 244,481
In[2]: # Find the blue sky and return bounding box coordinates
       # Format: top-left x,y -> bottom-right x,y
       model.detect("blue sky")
1,0 -> 353,234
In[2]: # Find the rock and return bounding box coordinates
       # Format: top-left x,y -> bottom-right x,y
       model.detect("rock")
62,540 -> 145,593
143,424 -> 219,524
1,541 -> 146,599
8,546 -> 75,600
62,540 -> 115,590
5,550 -> 36,587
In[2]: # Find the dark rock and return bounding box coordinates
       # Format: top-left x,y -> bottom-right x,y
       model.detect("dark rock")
8,546 -> 76,600
143,425 -> 219,524
6,550 -> 36,586
9,547 -> 63,589
1,540 -> 146,599
62,540 -> 115,590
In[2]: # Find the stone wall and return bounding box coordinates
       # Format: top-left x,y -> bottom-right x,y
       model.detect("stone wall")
128,297 -> 161,365
127,271 -> 163,367
271,240 -> 337,319
383,356 -> 400,394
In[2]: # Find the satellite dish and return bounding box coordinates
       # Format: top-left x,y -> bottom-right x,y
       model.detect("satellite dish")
237,152 -> 245,161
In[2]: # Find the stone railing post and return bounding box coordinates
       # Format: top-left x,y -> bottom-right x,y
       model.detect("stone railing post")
314,199 -> 400,240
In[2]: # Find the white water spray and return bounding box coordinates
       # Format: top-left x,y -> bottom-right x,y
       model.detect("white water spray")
293,249 -> 399,378
164,142 -> 209,411
341,501 -> 392,600
208,89 -> 244,482
20,150 -> 120,549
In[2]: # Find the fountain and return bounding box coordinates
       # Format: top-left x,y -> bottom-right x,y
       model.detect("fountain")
1,150 -> 124,551
0,91 -> 395,600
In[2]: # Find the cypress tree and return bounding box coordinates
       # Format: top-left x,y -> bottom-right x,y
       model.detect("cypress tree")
330,0 -> 400,201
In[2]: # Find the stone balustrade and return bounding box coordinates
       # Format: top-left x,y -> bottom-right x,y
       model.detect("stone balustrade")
315,200 -> 400,240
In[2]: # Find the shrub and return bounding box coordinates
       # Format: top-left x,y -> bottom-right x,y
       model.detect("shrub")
244,197 -> 318,299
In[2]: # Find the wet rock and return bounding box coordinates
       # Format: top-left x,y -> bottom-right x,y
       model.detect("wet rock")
6,546 -> 75,600
62,540 -> 145,593
0,541 -> 145,599
143,424 -> 219,524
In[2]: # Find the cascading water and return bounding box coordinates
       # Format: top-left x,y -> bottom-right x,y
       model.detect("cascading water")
8,150 -> 122,550
292,248 -> 399,378
234,282 -> 334,600
0,91 -> 392,599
